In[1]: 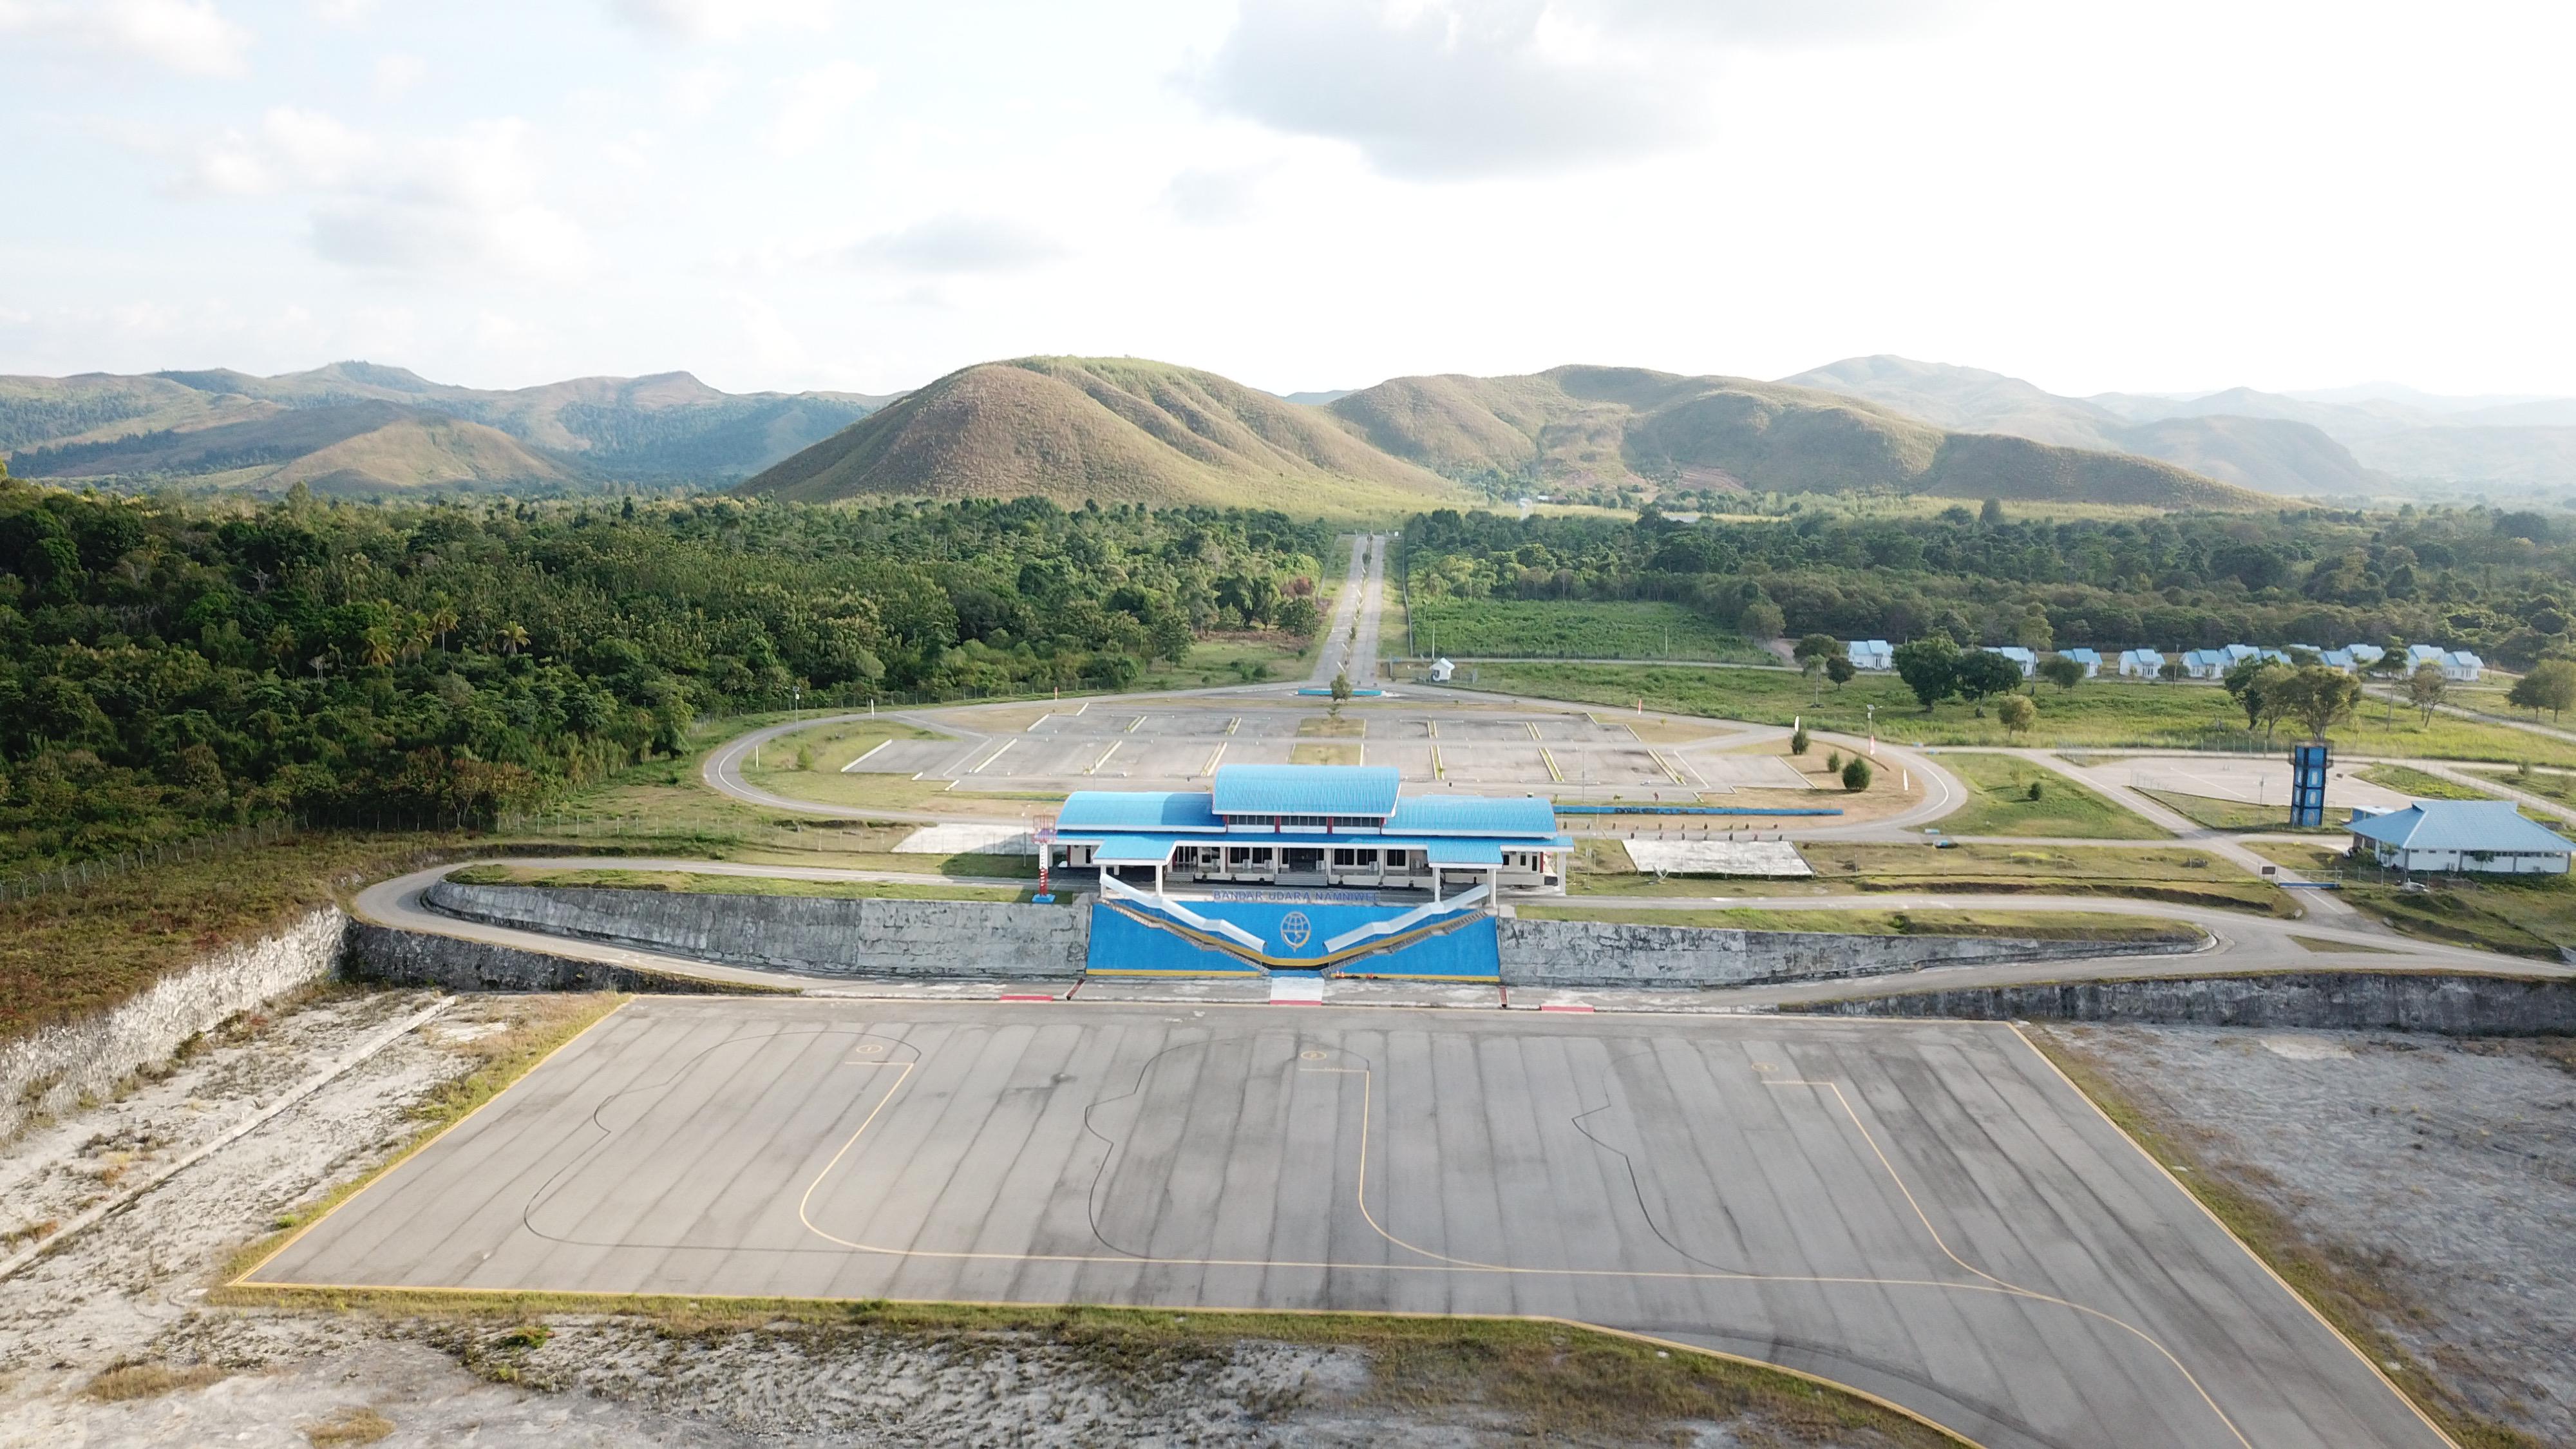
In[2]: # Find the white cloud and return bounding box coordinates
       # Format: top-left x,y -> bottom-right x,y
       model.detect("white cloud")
0,0 -> 252,78
768,59 -> 873,155
667,62 -> 738,118
1162,164 -> 1276,225
842,214 -> 1068,274
262,107 -> 374,183
308,0 -> 376,23
1197,0 -> 1967,178
171,106 -> 375,196
609,0 -> 836,43
373,53 -> 427,99
301,120 -> 591,279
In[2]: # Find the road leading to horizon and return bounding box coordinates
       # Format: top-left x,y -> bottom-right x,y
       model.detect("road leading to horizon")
1309,533 -> 1390,688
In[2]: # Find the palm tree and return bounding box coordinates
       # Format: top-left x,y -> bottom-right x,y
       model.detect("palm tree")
494,623 -> 529,656
430,605 -> 458,654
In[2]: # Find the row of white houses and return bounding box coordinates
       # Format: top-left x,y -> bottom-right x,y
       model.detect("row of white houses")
1843,638 -> 2484,683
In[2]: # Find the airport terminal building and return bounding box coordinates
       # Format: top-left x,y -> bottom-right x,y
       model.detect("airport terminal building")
1048,764 -> 1569,895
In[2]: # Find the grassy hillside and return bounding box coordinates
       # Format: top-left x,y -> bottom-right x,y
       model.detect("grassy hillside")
1331,363 -> 2269,509
10,400 -> 576,493
1783,355 -> 2378,497
0,362 -> 888,487
741,356 -> 1469,516
1781,355 -> 2119,450
2105,414 -> 2374,495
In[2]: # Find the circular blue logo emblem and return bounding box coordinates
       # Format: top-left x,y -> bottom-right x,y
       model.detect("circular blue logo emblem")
1278,911 -> 1313,949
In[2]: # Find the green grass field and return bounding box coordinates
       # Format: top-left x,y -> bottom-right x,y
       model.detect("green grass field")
1567,837 -> 2287,913
444,864 -> 1058,902
1404,599 -> 1773,664
2354,764 -> 2496,801
1515,903 -> 2201,942
1931,753 -> 2168,839
1460,661 -> 2576,766
2134,788 -> 2344,834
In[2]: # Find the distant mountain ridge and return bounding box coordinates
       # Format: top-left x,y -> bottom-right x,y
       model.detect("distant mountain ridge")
0,361 -> 895,493
1784,355 -> 2576,495
743,356 -> 2269,513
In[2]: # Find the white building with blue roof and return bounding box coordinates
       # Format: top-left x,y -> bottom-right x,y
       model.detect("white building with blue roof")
1847,639 -> 1893,671
2058,647 -> 2102,677
2347,800 -> 2573,875
1048,764 -> 1570,895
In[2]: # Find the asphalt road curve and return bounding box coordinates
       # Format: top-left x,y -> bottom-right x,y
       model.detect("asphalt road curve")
246,999 -> 2445,1449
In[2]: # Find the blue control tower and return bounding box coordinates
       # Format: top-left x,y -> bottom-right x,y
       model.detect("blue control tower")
2289,743 -> 2330,828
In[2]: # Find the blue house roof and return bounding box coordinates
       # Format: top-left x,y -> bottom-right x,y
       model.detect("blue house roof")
1057,790 -> 1224,833
2349,801 -> 2574,853
1211,764 -> 1400,817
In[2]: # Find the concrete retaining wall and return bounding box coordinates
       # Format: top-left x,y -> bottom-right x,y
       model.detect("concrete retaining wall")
1786,971 -> 2576,1036
1495,918 -> 2196,989
0,907 -> 347,1147
342,922 -> 782,996
423,881 -> 1088,979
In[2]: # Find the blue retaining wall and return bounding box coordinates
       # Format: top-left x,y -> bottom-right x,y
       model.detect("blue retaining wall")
1085,898 -> 1499,979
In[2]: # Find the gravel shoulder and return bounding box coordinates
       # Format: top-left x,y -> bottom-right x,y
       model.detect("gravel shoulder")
2039,1023 -> 2576,1448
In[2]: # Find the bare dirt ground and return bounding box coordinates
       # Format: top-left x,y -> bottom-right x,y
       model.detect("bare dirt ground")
2044,1024 -> 2576,1447
0,986 -> 1929,1448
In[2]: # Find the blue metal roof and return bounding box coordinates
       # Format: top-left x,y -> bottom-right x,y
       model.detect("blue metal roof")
2349,801 -> 2574,853
1385,794 -> 1560,837
1067,832 -> 1569,864
1056,790 -> 1223,833
1209,764 -> 1400,818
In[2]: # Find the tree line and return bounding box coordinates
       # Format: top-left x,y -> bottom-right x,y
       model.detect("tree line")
1401,502 -> 2576,669
0,473 -> 1333,869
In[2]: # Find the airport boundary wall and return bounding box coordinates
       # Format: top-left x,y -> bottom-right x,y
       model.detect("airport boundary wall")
1786,971 -> 2576,1035
1493,918 -> 2195,989
422,881 -> 1088,979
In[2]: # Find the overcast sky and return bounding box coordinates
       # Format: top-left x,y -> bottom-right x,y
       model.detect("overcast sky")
3,0 -> 2569,399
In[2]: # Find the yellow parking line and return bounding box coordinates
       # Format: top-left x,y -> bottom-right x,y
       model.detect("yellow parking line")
1540,748 -> 1564,782
1430,744 -> 1444,779
1086,741 -> 1121,775
1525,721 -> 1542,741
971,739 -> 1014,773
1124,716 -> 1142,733
1202,743 -> 1227,775
1654,751 -> 1687,786
1224,717 -> 1242,735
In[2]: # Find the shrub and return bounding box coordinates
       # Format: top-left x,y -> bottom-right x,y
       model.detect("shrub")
1790,725 -> 1810,755
1842,758 -> 1872,791
2026,779 -> 2046,801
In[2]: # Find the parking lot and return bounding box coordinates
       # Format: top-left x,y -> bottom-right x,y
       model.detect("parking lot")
846,704 -> 1803,797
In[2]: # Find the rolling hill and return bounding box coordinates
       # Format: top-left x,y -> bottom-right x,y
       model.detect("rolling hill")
1789,355 -> 2576,495
0,361 -> 893,491
740,357 -> 1468,515
7,400 -> 578,494
1783,356 -> 2379,497
1325,364 -> 2268,508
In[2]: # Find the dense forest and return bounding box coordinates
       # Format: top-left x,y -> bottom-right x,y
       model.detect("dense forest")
1403,503 -> 2576,665
0,471 -> 1331,868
